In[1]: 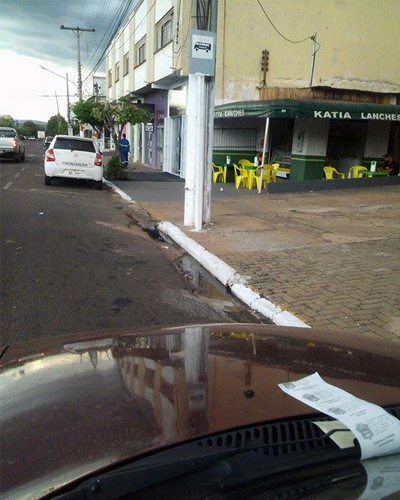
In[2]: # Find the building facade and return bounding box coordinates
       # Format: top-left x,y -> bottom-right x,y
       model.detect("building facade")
106,0 -> 400,180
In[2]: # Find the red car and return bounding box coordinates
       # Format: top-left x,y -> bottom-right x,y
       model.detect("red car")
1,324 -> 400,500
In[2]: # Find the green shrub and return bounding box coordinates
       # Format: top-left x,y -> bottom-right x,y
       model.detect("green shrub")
106,154 -> 128,179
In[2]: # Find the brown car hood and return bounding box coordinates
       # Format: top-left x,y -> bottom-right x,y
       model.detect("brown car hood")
1,323 -> 400,500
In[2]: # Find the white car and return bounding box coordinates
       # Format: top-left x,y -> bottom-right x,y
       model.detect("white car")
44,135 -> 103,190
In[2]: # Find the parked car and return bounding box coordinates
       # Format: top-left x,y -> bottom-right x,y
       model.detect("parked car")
42,136 -> 53,151
44,135 -> 103,189
1,323 -> 399,500
0,127 -> 25,162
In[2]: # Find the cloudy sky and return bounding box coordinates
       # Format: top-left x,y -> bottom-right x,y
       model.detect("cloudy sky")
0,0 -> 136,122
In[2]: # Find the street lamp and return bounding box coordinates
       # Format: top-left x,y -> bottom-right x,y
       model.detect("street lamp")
39,66 -> 77,87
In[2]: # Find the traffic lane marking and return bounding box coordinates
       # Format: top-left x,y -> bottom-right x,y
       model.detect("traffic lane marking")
3,187 -> 96,198
14,172 -> 21,179
3,181 -> 12,190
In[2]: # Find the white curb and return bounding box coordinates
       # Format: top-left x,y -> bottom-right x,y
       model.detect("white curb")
158,221 -> 310,328
103,178 -> 136,204
104,180 -> 309,328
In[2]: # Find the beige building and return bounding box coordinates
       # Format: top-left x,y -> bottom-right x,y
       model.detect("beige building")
106,0 -> 400,180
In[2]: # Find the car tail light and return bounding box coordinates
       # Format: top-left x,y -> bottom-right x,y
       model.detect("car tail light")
46,148 -> 55,162
12,138 -> 17,149
94,153 -> 102,166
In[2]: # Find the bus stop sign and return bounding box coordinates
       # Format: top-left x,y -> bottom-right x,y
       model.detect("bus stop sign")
189,30 -> 216,76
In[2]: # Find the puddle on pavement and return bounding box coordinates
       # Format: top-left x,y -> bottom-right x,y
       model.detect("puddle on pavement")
177,254 -> 267,323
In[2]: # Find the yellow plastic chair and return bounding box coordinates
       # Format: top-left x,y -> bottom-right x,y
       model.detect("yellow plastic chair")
270,163 -> 280,182
212,163 -> 226,183
253,164 -> 271,190
323,166 -> 345,180
233,163 -> 248,189
348,165 -> 367,179
238,159 -> 254,167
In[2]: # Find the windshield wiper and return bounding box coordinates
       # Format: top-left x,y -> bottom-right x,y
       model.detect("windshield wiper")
52,432 -> 359,500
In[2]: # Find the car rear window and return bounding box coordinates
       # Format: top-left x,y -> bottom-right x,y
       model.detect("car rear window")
0,130 -> 16,138
54,138 -> 96,152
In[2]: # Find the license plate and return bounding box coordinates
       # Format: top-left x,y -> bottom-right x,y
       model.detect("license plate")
0,150 -> 4,154
66,170 -> 83,176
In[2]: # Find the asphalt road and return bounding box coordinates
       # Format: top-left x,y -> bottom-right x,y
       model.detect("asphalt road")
0,142 -> 251,345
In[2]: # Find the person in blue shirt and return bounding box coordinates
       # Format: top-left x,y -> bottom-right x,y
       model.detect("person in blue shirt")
119,134 -> 130,167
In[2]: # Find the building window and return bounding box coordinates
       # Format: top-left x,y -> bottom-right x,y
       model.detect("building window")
135,37 -> 146,67
115,63 -> 120,82
123,52 -> 129,76
108,69 -> 112,87
156,10 -> 173,51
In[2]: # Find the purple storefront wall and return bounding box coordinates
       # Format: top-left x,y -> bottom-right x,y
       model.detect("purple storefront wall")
144,89 -> 168,168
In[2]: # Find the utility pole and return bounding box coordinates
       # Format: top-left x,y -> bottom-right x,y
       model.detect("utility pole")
204,0 -> 218,225
66,72 -> 73,135
60,25 -> 95,100
184,0 -> 218,231
55,90 -> 60,115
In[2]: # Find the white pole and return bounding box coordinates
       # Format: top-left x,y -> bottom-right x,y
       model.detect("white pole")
194,74 -> 207,231
184,73 -> 207,229
258,117 -> 270,194
184,74 -> 197,226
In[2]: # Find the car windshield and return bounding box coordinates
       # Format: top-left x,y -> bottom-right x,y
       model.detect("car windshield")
1,2 -> 400,500
53,138 -> 95,152
0,130 -> 16,138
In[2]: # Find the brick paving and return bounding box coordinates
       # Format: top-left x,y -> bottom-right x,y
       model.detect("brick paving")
120,178 -> 400,342
225,238 -> 400,341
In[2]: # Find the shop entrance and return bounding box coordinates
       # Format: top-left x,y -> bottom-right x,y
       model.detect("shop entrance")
269,118 -> 295,177
156,125 -> 164,169
327,120 -> 367,177
144,125 -> 153,165
170,116 -> 182,176
389,122 -> 400,163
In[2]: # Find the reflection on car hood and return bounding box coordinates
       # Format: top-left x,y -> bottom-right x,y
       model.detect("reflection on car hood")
1,324 -> 400,500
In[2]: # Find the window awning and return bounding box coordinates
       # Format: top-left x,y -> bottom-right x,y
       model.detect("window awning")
214,99 -> 400,121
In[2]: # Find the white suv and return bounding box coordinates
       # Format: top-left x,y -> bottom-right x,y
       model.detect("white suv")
44,135 -> 103,190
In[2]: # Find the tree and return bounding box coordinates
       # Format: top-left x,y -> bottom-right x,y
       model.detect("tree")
71,99 -> 103,134
46,115 -> 68,136
72,97 -> 153,153
20,120 -> 38,137
0,116 -> 15,127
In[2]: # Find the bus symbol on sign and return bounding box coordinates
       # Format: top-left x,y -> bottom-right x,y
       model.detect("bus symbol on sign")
194,42 -> 211,52
189,30 -> 216,76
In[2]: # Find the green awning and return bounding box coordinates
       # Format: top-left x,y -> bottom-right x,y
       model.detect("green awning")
214,99 -> 400,121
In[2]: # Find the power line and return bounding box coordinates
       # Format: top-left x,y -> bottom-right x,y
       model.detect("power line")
172,0 -> 193,57
82,0 -> 130,81
105,0 -> 158,61
84,0 -> 112,66
82,0 -> 125,73
256,0 -> 312,44
82,0 -> 126,74
83,0 -> 158,84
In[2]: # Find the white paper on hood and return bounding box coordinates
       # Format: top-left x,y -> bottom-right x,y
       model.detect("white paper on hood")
278,373 -> 400,460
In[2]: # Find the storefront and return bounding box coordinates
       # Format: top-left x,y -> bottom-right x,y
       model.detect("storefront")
163,86 -> 187,178
214,99 -> 400,181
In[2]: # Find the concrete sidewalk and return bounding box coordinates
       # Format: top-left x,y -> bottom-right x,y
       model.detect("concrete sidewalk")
111,170 -> 400,342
